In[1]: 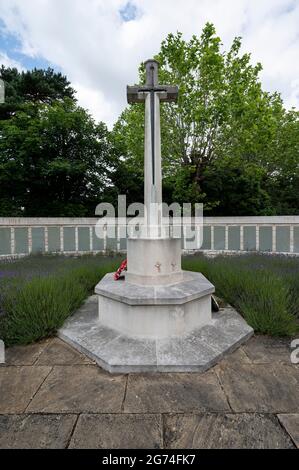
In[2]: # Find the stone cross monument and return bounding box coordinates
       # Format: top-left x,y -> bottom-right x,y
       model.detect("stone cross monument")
127,59 -> 177,237
125,60 -> 182,285
60,59 -> 253,373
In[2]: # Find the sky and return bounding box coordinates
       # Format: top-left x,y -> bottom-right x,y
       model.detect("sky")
0,0 -> 298,128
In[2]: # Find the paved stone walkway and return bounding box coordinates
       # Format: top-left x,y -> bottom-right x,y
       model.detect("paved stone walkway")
0,335 -> 298,448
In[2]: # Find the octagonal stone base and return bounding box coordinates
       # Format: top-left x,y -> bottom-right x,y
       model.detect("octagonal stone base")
95,271 -> 214,338
59,295 -> 254,373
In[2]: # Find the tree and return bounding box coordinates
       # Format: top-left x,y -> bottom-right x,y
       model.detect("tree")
112,23 -> 298,215
202,160 -> 273,216
266,108 -> 299,215
0,98 -> 111,216
0,66 -> 75,119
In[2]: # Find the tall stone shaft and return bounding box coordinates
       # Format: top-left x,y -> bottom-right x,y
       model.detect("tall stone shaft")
127,59 -> 178,238
144,91 -> 162,237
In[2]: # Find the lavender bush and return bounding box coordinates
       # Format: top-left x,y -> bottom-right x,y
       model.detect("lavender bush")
183,253 -> 299,337
0,253 -> 298,346
0,254 -> 121,345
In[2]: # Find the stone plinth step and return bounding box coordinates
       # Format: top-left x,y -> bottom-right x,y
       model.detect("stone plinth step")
59,296 -> 253,373
95,271 -> 214,305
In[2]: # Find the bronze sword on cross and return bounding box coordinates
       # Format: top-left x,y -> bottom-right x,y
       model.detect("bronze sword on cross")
127,59 -> 178,186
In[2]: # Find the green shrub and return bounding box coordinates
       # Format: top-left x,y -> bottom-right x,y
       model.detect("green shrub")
0,276 -> 86,345
183,254 -> 299,337
1,253 -> 298,345
0,255 -> 120,346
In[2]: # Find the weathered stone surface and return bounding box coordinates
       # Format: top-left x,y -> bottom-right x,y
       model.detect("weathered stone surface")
36,338 -> 93,365
278,414 -> 299,448
0,414 -> 77,449
243,335 -> 293,364
0,366 -> 51,413
59,296 -> 253,373
164,413 -> 294,449
94,335 -> 157,373
60,312 -> 120,358
156,333 -> 221,372
60,320 -> 158,373
0,334 -> 297,449
155,309 -> 253,372
208,308 -> 254,352
4,339 -> 52,365
98,291 -> 213,339
124,371 -> 230,413
217,363 -> 299,412
217,347 -> 251,366
95,271 -> 214,305
60,295 -> 99,340
94,268 -> 216,341
126,237 -> 182,285
27,365 -> 126,413
69,414 -> 162,449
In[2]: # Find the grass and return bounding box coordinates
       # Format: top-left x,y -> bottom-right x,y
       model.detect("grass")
183,253 -> 299,337
0,254 -> 121,346
0,252 -> 298,346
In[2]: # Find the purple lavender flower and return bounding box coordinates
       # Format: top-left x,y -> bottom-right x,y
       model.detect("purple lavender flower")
0,271 -> 18,279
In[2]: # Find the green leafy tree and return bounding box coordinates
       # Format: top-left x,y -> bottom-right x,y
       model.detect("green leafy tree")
267,109 -> 299,214
202,160 -> 273,216
112,23 -> 298,214
0,98 -> 111,216
0,66 -> 75,119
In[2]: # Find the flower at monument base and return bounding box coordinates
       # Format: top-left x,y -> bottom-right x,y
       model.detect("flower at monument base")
114,259 -> 127,280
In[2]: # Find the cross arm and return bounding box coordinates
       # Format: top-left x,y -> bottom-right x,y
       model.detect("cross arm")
127,85 -> 179,104
127,85 -> 146,103
159,85 -> 178,103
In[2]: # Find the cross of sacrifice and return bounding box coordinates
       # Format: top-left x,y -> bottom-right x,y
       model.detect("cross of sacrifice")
127,60 -> 178,236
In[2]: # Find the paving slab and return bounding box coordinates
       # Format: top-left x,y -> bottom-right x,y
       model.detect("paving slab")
3,339 -> 53,366
27,365 -> 126,414
217,363 -> 299,413
0,366 -> 51,414
164,413 -> 295,449
0,414 -> 77,449
217,347 -> 251,366
69,414 -> 162,449
243,335 -> 293,364
278,414 -> 299,448
124,371 -> 230,413
36,338 -> 93,365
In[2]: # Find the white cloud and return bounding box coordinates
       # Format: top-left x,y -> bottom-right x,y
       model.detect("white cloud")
0,51 -> 24,70
73,82 -> 117,125
0,0 -> 298,127
285,79 -> 299,109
